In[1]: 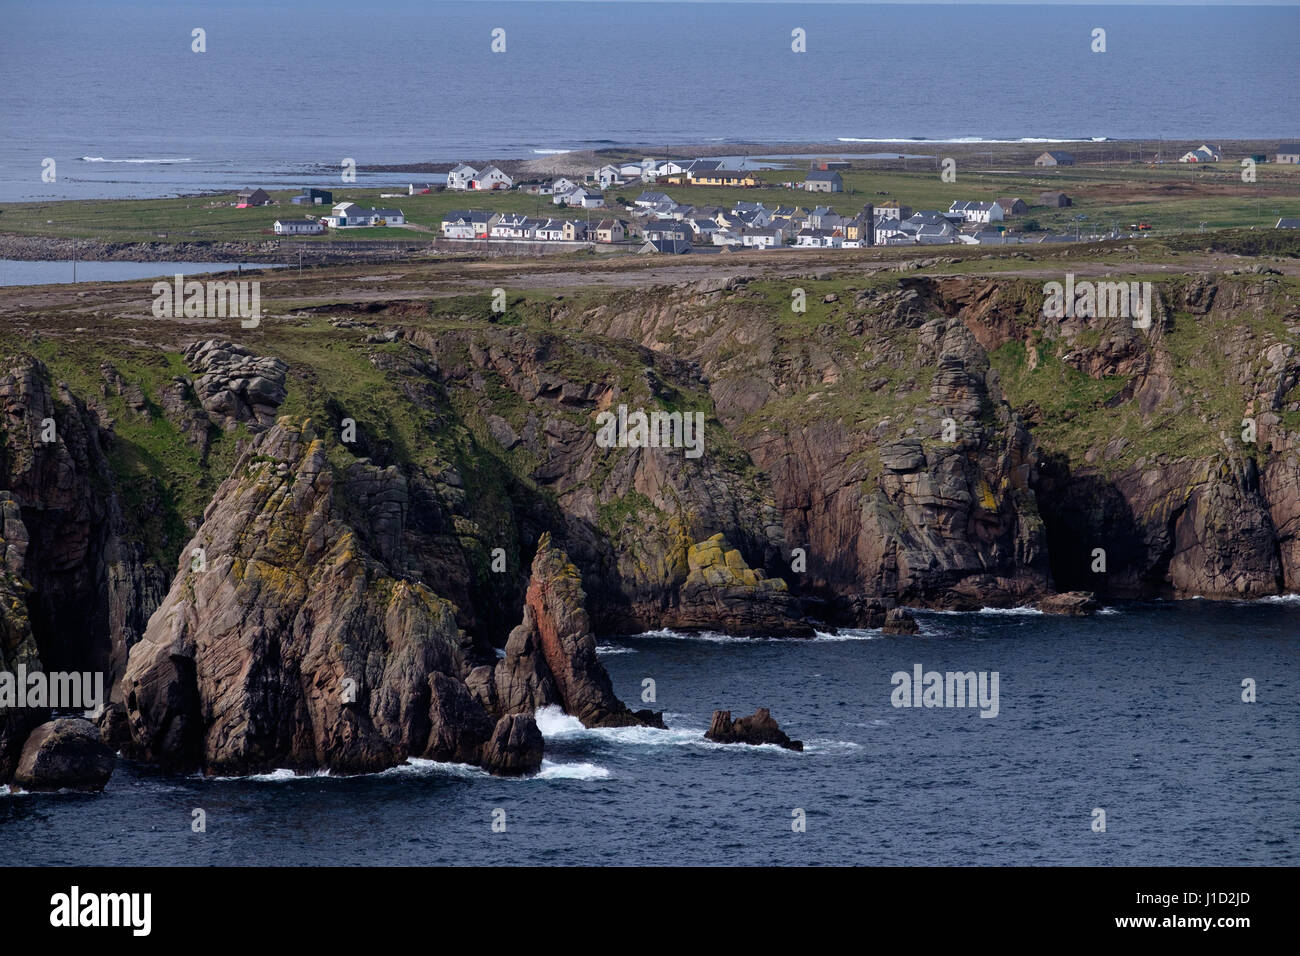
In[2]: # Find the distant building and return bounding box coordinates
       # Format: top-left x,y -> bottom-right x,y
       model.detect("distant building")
1034,151 -> 1075,167
594,219 -> 625,243
292,188 -> 333,206
687,168 -> 759,187
949,200 -> 1005,224
639,238 -> 692,254
804,170 -> 844,193
236,187 -> 272,207
812,159 -> 851,171
643,221 -> 692,243
1039,191 -> 1073,208
562,220 -> 588,241
997,198 -> 1029,216
875,201 -> 911,221
1275,143 -> 1300,165
446,164 -> 478,190
441,210 -> 500,239
1277,218 -> 1300,229
635,190 -> 673,208
273,219 -> 323,235
470,166 -> 513,190
1179,144 -> 1221,163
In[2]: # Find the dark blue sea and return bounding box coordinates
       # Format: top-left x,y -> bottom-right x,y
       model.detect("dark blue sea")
3,601 -> 1296,866
1,1 -> 1298,201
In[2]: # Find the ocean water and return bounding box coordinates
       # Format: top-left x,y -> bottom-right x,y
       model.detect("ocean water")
0,260 -> 285,286
1,2 -> 1297,201
3,601 -> 1295,866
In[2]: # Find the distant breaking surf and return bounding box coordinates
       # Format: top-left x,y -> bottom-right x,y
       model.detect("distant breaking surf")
80,156 -> 192,164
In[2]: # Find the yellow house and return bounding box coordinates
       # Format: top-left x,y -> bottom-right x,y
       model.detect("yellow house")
688,169 -> 759,187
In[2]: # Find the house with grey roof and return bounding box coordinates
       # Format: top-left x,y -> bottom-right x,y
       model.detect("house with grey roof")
804,170 -> 844,193
446,164 -> 478,191
1275,144 -> 1300,165
1034,151 -> 1075,167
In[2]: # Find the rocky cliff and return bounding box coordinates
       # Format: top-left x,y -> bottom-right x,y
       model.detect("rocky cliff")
1,265 -> 1297,781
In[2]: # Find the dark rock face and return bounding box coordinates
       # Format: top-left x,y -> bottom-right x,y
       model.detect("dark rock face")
0,356 -> 167,751
1037,591 -> 1100,616
13,718 -> 116,792
479,714 -> 543,776
705,708 -> 803,751
122,419 -> 528,777
491,533 -> 665,729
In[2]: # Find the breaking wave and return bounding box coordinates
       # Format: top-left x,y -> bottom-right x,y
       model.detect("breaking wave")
80,156 -> 193,164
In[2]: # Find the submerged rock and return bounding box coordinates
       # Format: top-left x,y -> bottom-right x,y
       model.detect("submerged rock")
13,718 -> 115,792
1037,591 -> 1100,616
705,708 -> 803,751
881,607 -> 919,634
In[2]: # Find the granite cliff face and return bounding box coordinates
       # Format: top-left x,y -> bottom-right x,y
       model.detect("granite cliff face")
1,268 -> 1298,783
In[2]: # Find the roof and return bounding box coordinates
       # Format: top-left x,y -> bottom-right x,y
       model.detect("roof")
1278,143 -> 1300,153
805,170 -> 843,182
1277,218 -> 1300,229
1039,151 -> 1075,162
596,219 -> 621,230
275,220 -> 318,227
371,209 -> 403,218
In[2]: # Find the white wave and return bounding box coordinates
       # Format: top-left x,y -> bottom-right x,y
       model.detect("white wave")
837,136 -> 1100,145
0,785 -> 9,796
535,760 -> 610,780
533,704 -> 587,738
1098,606 -> 1121,615
917,606 -> 1043,616
531,148 -> 573,155
595,644 -> 637,655
1258,594 -> 1300,604
802,739 -> 862,755
630,627 -> 821,644
80,156 -> 192,164
812,627 -> 884,641
209,767 -> 332,782
384,758 -> 488,780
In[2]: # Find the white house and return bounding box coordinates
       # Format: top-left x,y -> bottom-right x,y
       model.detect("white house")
635,190 -> 673,209
490,213 -> 532,239
274,219 -> 324,235
533,219 -> 567,242
370,208 -> 404,226
593,165 -> 625,188
1179,144 -> 1222,163
322,202 -> 370,228
470,165 -> 513,190
446,164 -> 478,190
441,210 -> 499,239
554,187 -> 603,208
949,200 -> 1005,224
742,227 -> 783,249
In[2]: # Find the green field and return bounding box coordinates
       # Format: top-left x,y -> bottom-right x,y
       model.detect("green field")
1,158 -> 1297,244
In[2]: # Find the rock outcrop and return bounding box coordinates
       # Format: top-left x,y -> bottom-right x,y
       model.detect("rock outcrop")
183,340 -> 287,431
479,714 -> 544,776
488,533 -> 664,729
659,533 -> 813,636
1037,591 -> 1100,616
122,417 -> 539,777
12,718 -> 116,792
705,708 -> 803,751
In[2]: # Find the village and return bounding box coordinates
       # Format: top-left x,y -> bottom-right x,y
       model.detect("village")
137,141 -> 1300,254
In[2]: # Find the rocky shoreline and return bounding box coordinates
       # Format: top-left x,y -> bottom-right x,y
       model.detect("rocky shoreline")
2,256 -> 1298,788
